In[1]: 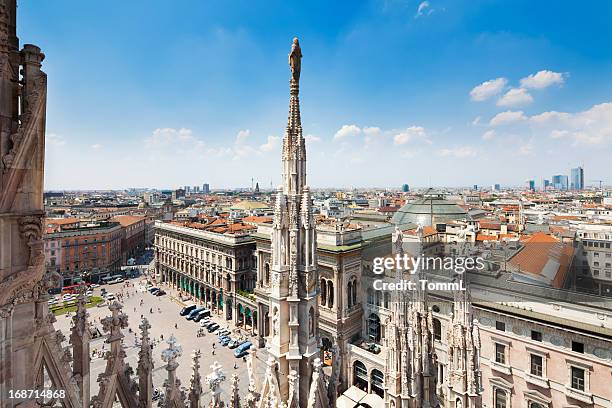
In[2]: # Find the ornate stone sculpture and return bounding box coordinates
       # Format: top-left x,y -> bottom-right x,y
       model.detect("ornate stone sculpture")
288,37 -> 302,82
205,361 -> 226,408
188,350 -> 202,408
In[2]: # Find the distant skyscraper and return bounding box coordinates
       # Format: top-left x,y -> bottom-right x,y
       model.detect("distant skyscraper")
492,184 -> 501,192
202,183 -> 210,194
543,179 -> 550,189
528,180 -> 535,191
571,166 -> 584,190
402,184 -> 409,192
185,185 -> 191,193
552,174 -> 568,190
473,184 -> 478,190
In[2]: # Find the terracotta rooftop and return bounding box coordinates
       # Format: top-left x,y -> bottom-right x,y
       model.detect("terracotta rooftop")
242,215 -> 273,224
111,215 -> 145,226
509,232 -> 573,289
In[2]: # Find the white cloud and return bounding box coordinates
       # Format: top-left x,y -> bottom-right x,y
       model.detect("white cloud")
235,129 -> 250,144
496,88 -> 533,108
393,126 -> 427,145
520,70 -> 566,89
304,134 -> 321,143
334,124 -> 361,140
470,78 -> 507,101
145,128 -> 195,148
489,110 -> 527,126
518,140 -> 534,155
259,135 -> 279,152
437,146 -> 477,158
91,143 -> 102,150
363,126 -> 382,137
472,116 -> 482,126
363,126 -> 383,143
482,130 -> 496,140
46,133 -> 66,147
530,102 -> 612,145
416,1 -> 430,16
550,130 -> 569,139
530,111 -> 571,124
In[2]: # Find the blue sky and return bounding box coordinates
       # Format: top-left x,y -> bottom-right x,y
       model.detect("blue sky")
19,0 -> 612,190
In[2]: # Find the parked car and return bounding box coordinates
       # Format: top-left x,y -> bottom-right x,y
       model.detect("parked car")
193,310 -> 209,322
90,284 -> 100,288
148,287 -> 159,293
85,291 -> 93,297
228,339 -> 244,349
199,317 -> 211,327
234,341 -> 252,358
219,336 -> 232,346
180,305 -> 197,316
217,328 -> 230,337
207,323 -> 220,333
186,307 -> 205,321
150,289 -> 160,295
155,289 -> 166,296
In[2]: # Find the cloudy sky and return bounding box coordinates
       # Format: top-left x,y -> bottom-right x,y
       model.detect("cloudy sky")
19,0 -> 612,190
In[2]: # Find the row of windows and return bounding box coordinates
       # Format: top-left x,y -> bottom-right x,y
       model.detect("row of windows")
583,240 -> 612,248
493,389 -> 545,408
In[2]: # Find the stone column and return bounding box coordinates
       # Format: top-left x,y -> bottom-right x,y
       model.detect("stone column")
69,286 -> 90,408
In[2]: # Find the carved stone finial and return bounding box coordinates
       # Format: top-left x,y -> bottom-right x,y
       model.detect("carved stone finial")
230,374 -> 240,408
288,37 -> 302,83
205,361 -> 226,408
161,334 -> 183,370
188,350 -> 202,408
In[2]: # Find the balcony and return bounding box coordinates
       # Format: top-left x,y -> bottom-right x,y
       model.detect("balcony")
524,373 -> 549,389
564,386 -> 593,404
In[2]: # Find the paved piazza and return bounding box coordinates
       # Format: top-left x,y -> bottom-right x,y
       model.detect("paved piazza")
54,278 -> 267,405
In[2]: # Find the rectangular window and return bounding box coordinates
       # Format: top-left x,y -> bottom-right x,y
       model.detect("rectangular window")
572,341 -> 584,353
496,321 -> 506,331
531,330 -> 542,342
530,354 -> 543,377
571,366 -> 585,391
495,343 -> 505,364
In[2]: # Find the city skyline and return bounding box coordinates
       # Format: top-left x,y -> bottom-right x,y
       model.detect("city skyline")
20,0 -> 612,189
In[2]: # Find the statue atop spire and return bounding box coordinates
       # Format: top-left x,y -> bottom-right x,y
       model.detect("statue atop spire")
288,37 -> 302,82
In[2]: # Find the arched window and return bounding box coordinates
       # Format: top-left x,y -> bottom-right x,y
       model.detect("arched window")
327,281 -> 334,308
375,291 -> 381,307
352,279 -> 357,306
433,318 -> 442,341
347,282 -> 353,308
529,403 -> 544,408
368,313 -> 381,343
494,389 -> 507,408
320,279 -> 327,306
371,369 -> 385,397
353,361 -> 368,391
367,288 -> 374,305
384,292 -> 390,309
264,263 -> 270,285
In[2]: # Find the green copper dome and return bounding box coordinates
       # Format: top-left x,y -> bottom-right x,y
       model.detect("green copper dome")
391,194 -> 468,226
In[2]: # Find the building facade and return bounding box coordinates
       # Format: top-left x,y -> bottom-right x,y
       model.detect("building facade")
112,215 -> 146,263
154,221 -> 257,325
45,220 -> 123,286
